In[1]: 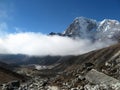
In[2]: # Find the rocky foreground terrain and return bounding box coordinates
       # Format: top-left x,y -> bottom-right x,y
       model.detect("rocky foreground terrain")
1,43 -> 120,90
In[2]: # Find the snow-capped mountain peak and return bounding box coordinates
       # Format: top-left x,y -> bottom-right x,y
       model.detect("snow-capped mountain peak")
49,17 -> 120,41
98,19 -> 120,32
63,17 -> 120,41
96,19 -> 120,41
63,17 -> 97,39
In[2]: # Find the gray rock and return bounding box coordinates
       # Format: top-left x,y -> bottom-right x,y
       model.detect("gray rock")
85,69 -> 120,85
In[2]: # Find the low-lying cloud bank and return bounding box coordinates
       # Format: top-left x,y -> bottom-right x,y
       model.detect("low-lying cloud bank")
0,32 -> 117,56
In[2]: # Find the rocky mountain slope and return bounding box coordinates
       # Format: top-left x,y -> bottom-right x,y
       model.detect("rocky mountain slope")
0,66 -> 26,85
48,43 -> 120,89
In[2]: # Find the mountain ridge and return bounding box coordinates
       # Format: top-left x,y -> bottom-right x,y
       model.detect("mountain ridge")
50,17 -> 120,42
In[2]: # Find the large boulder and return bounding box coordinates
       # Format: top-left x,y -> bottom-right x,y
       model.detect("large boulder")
85,69 -> 120,85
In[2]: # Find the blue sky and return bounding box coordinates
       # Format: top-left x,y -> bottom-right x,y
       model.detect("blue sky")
0,0 -> 120,34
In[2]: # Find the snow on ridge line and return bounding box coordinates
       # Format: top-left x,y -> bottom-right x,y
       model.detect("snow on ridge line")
64,17 -> 120,41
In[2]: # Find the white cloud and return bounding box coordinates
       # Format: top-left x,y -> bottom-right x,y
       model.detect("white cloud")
0,32 -> 116,56
0,1 -> 117,56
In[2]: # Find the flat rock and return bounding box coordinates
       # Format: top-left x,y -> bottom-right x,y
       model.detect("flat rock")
85,69 -> 120,85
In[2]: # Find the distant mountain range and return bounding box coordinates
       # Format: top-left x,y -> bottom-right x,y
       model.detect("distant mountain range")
50,17 -> 120,41
0,54 -> 61,65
